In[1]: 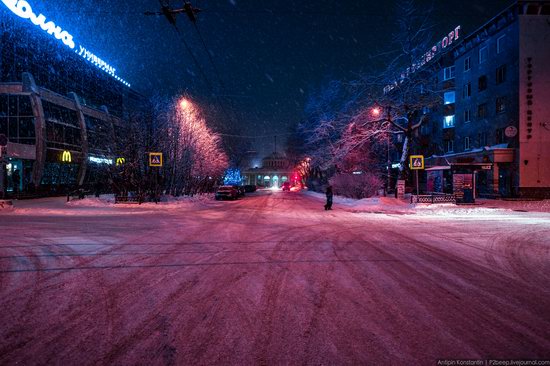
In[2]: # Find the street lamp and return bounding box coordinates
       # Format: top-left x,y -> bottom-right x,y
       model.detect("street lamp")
180,98 -> 191,110
371,104 -> 391,195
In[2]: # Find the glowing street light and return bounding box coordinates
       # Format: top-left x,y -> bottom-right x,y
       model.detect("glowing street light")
371,106 -> 381,118
180,98 -> 191,110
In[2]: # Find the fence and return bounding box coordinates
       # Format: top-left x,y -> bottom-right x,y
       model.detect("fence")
411,193 -> 456,204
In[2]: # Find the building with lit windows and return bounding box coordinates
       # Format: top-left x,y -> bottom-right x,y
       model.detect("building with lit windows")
0,1 -> 146,196
413,1 -> 550,198
243,152 -> 298,188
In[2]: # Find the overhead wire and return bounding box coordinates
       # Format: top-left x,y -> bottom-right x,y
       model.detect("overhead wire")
191,19 -> 242,127
167,22 -> 239,131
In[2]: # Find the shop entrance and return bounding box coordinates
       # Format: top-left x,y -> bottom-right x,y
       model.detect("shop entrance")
272,175 -> 279,188
498,167 -> 512,197
5,158 -> 23,194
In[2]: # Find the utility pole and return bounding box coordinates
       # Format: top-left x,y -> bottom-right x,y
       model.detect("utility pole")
0,134 -> 7,199
386,106 -> 392,196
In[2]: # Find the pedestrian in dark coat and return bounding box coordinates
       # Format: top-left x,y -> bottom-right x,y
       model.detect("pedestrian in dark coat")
12,169 -> 20,195
324,185 -> 333,210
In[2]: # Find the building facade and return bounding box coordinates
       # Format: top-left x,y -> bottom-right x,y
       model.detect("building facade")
243,153 -> 298,188
416,1 -> 550,198
0,3 -> 146,196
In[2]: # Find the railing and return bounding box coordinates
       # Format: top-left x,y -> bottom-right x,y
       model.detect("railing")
411,193 -> 456,204
114,195 -> 143,204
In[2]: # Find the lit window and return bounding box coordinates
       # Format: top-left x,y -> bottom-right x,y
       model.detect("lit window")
479,46 -> 488,64
464,57 -> 471,71
443,66 -> 455,80
497,35 -> 505,54
444,91 -> 456,105
464,109 -> 471,123
443,115 -> 455,129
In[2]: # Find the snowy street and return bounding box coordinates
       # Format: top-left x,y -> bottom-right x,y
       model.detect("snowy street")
1,190 -> 550,364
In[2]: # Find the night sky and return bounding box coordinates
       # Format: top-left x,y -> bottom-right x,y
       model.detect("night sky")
9,0 -> 511,156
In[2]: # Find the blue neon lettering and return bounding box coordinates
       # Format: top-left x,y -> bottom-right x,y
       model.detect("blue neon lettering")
1,0 -> 130,86
1,0 -> 76,49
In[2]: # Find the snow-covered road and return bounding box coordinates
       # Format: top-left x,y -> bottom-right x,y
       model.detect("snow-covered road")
1,191 -> 550,364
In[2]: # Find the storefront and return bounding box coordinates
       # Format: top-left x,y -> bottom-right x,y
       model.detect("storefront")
425,146 -> 514,199
0,2 -> 145,197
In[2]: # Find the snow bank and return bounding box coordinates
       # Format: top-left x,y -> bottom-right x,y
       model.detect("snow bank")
0,200 -> 14,212
67,194 -> 115,206
67,193 -> 215,209
302,190 -> 415,214
477,199 -> 550,213
302,189 -> 550,216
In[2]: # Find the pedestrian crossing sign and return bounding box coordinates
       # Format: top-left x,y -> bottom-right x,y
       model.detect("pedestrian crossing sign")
410,155 -> 424,170
149,152 -> 163,167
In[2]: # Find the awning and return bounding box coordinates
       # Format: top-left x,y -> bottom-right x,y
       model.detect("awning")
425,165 -> 451,171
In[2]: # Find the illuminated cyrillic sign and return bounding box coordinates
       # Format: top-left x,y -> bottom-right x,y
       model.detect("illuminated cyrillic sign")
1,0 -> 131,87
88,156 -> 113,165
384,26 -> 461,94
421,26 -> 461,65
1,0 -> 75,48
78,46 -> 116,76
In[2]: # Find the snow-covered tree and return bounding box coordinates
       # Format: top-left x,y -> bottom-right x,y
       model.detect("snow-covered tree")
299,0 -> 445,188
156,96 -> 228,195
341,0 -> 442,182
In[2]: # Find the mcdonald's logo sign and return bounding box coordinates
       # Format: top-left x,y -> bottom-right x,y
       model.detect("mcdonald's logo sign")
61,150 -> 72,163
116,157 -> 126,166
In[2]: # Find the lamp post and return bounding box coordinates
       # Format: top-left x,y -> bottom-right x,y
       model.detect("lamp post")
370,105 -> 392,196
386,106 -> 392,196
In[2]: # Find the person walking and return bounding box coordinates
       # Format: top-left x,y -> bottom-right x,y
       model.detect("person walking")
324,185 -> 333,210
12,169 -> 20,195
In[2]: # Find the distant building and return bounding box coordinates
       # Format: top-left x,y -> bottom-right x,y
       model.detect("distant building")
0,3 -> 147,196
242,152 -> 297,188
410,1 -> 550,198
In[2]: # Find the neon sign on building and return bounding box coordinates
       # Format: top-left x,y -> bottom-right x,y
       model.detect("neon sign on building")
384,26 -> 461,94
89,156 -> 113,165
61,150 -> 72,163
1,0 -> 131,87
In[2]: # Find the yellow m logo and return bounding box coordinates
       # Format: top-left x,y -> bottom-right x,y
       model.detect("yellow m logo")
116,157 -> 126,166
61,150 -> 72,163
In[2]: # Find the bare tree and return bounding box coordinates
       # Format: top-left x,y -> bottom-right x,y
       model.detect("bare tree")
156,96 -> 228,196
301,0 -> 446,189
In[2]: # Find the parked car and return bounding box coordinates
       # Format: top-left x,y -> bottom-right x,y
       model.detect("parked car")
282,182 -> 291,191
233,185 -> 246,197
215,186 -> 239,200
243,185 -> 257,193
